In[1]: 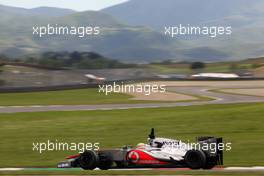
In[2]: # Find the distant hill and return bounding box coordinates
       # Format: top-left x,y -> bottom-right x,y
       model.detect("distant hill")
102,0 -> 264,60
0,5 -> 75,17
58,11 -> 123,27
102,0 -> 264,30
29,7 -> 75,17
0,1 -> 264,62
0,5 -> 178,62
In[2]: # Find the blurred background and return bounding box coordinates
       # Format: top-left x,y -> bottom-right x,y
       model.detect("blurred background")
0,0 -> 264,88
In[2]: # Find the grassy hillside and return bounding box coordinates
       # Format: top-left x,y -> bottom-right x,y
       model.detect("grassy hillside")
0,6 -> 178,61
102,0 -> 264,30
102,0 -> 264,61
0,103 -> 263,167
1,3 -> 264,61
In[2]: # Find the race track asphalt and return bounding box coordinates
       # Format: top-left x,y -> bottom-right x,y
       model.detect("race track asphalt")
0,86 -> 264,113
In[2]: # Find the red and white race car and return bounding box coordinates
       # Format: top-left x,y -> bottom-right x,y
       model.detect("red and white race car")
58,129 -> 223,170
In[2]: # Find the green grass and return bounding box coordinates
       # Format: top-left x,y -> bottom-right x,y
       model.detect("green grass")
0,89 -> 148,106
0,88 -> 208,106
0,103 -> 263,168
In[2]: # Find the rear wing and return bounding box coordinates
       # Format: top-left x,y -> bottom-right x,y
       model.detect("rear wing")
197,137 -> 223,165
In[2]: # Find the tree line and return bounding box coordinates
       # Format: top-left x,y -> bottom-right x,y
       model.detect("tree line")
0,52 -> 136,69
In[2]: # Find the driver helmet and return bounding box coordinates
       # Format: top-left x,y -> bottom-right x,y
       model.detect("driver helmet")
136,143 -> 146,149
148,139 -> 163,148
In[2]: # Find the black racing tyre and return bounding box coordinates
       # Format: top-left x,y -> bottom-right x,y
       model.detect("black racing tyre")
203,161 -> 216,169
79,150 -> 99,170
70,159 -> 80,167
203,158 -> 217,169
115,161 -> 126,168
98,152 -> 113,170
184,150 -> 206,169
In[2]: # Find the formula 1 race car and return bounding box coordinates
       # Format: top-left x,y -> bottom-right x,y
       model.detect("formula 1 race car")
58,129 -> 223,170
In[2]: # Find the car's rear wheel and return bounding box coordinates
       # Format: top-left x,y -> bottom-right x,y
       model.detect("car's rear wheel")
79,150 -> 99,170
203,158 -> 217,169
203,162 -> 216,169
184,150 -> 206,169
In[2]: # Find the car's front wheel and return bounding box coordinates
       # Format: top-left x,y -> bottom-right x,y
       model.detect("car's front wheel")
98,152 -> 113,170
